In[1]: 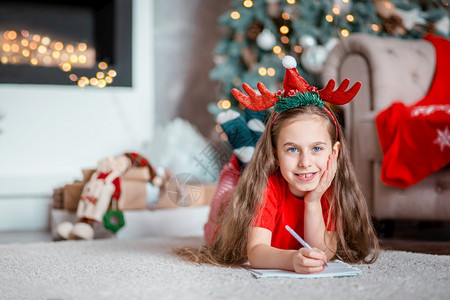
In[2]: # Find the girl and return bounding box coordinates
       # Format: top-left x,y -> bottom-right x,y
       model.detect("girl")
175,56 -> 379,273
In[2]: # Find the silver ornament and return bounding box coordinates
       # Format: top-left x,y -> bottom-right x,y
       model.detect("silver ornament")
256,29 -> 277,51
301,45 -> 329,74
298,34 -> 317,50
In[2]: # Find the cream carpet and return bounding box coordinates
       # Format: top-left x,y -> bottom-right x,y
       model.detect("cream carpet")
0,236 -> 448,300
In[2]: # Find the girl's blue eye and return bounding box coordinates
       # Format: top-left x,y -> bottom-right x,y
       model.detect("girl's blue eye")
313,147 -> 322,152
288,148 -> 298,153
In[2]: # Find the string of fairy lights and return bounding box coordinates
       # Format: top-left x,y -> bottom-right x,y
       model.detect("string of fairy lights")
231,0 -> 381,52
0,29 -> 117,88
216,0 -> 386,110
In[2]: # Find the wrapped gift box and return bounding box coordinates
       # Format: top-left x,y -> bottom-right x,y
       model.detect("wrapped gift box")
118,167 -> 150,210
52,187 -> 64,209
157,183 -> 216,209
63,169 -> 96,211
63,181 -> 85,211
62,167 -> 151,211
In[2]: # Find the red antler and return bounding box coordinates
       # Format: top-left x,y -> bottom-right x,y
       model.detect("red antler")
231,82 -> 279,111
319,79 -> 361,105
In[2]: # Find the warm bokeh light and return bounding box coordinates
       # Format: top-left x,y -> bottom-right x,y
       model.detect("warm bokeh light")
2,44 -> 10,52
280,26 -> 289,34
70,54 -> 78,63
69,74 -> 78,81
29,41 -> 38,50
287,0 -> 295,4
372,24 -> 380,32
243,0 -> 253,8
230,11 -> 240,20
37,45 -> 47,54
273,45 -> 282,54
66,44 -> 74,53
7,31 -> 17,40
11,44 -> 19,53
54,42 -> 64,51
107,69 -> 117,77
80,76 -> 89,85
346,15 -> 354,22
282,12 -> 290,20
78,54 -> 87,64
78,43 -> 87,51
280,36 -> 289,44
41,37 -> 50,45
267,67 -> 275,77
0,29 -> 109,88
332,7 -> 340,15
52,51 -> 61,59
98,62 -> 108,69
293,45 -> 303,53
221,99 -> 231,109
341,29 -> 350,37
258,67 -> 267,76
61,63 -> 72,72
20,30 -> 29,38
98,79 -> 106,88
89,77 -> 98,86
78,79 -> 88,88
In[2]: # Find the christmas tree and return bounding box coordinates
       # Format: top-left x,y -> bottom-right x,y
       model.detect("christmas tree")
209,0 -> 449,118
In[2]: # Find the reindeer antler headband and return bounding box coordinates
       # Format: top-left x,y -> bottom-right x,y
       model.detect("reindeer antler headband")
231,55 -> 361,139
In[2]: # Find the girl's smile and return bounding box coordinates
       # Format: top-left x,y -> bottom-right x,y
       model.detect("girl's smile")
295,172 -> 318,182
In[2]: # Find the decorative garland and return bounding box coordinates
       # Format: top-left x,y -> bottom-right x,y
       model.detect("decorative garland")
274,91 -> 324,113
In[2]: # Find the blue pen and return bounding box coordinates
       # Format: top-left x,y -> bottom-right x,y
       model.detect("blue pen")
285,225 -> 328,267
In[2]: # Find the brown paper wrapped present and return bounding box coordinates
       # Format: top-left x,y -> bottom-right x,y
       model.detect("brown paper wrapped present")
118,167 -> 151,210
63,167 -> 151,211
62,169 -> 95,211
63,181 -> 85,211
157,183 -> 216,209
52,187 -> 64,209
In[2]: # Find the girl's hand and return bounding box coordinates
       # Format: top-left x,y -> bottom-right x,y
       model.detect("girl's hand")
304,153 -> 337,203
292,247 -> 328,274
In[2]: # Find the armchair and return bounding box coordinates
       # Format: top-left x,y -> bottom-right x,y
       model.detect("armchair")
321,33 -> 450,225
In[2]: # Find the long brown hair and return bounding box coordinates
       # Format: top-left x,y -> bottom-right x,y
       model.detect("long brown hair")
174,105 -> 379,265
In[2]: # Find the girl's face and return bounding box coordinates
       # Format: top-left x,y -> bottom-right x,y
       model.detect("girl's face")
276,114 -> 340,198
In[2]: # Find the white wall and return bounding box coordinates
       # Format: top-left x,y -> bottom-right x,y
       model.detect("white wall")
154,0 -> 201,124
0,0 -> 154,231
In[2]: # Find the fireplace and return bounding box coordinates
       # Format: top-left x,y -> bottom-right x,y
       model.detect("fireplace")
0,0 -> 132,87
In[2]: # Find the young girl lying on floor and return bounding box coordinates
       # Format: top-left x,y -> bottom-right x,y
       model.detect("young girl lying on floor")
175,56 -> 379,273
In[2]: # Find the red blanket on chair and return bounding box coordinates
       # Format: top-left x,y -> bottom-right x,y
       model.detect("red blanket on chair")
375,34 -> 450,189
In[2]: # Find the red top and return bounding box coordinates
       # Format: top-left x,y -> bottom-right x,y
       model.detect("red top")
253,172 -> 334,250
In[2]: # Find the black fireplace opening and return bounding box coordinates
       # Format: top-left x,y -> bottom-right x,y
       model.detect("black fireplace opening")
0,0 -> 132,87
